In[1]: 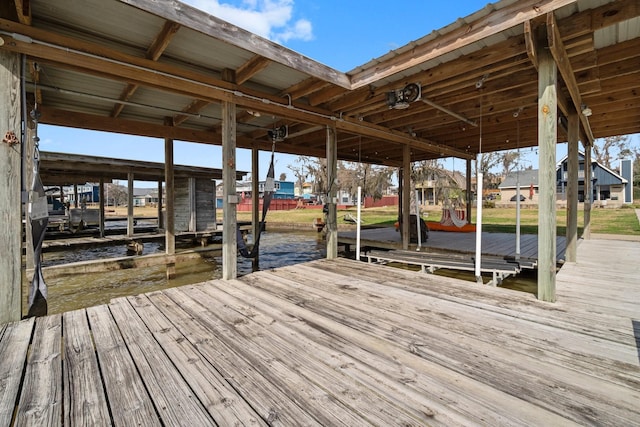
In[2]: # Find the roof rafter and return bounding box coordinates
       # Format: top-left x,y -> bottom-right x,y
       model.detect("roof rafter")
547,12 -> 595,144
112,20 -> 181,118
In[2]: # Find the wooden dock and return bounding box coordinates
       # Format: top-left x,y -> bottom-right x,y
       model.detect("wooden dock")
339,227 -> 567,262
363,249 -> 536,285
1,238 -> 639,426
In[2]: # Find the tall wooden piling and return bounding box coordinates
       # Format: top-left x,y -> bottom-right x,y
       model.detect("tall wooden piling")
0,50 -> 22,323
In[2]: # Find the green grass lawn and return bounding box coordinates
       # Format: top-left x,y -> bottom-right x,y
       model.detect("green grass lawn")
235,204 -> 640,236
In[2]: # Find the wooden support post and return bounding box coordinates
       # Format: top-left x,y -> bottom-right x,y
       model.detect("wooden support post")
99,178 -> 105,238
222,100 -> 238,279
466,158 -> 472,222
397,167 -> 403,227
565,112 -> 579,262
127,172 -> 134,237
402,145 -> 411,250
157,179 -> 163,229
0,50 -> 22,323
537,45 -> 557,302
251,147 -> 260,271
164,125 -> 175,279
326,126 -> 338,259
583,145 -> 592,240
188,177 -> 196,232
73,184 -> 78,208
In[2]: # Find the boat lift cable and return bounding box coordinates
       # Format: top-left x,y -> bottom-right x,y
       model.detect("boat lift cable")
237,135 -> 277,259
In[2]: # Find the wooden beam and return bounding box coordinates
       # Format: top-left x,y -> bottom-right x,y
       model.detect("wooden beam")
127,172 -> 134,237
251,147 -> 260,271
583,144 -> 592,240
537,44 -> 557,303
147,21 -> 181,61
349,0 -> 577,89
112,21 -> 180,118
547,12 -> 594,145
164,118 -> 176,278
119,0 -> 351,89
172,99 -> 210,126
14,0 -> 31,26
236,55 -> 271,85
402,145 -> 411,250
0,49 -> 22,323
99,178 -> 105,238
221,100 -> 237,280
326,126 -> 338,259
565,112 -> 579,263
524,20 -> 539,70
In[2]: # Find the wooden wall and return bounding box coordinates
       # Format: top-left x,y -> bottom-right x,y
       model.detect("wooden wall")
173,177 -> 216,232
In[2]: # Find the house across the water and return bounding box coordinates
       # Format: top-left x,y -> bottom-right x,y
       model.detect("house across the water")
499,153 -> 633,206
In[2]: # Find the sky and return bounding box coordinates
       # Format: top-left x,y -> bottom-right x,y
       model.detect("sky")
39,0 -> 638,185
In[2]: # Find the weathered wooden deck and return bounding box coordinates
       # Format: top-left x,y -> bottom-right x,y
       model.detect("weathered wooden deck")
339,227 -> 567,262
1,238 -> 638,426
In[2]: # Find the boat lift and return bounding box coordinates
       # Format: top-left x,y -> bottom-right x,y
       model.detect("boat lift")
363,249 -> 536,286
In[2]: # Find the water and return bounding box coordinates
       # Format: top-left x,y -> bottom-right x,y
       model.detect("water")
33,231 -> 326,315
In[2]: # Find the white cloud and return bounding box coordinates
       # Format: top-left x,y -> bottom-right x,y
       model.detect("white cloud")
183,0 -> 313,44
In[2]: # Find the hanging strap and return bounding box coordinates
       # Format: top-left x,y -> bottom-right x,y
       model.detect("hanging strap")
238,146 -> 276,258
27,108 -> 49,317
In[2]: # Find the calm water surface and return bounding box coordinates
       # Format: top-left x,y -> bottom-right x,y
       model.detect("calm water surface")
36,231 -> 326,314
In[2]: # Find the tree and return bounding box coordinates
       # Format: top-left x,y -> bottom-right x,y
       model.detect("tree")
288,156 -> 328,199
105,181 -> 127,206
412,159 -> 459,205
592,135 -> 634,169
289,156 -> 393,203
339,162 -> 393,201
279,172 -> 287,181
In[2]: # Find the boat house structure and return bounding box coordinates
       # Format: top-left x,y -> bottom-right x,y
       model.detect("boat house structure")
1,0 -> 639,323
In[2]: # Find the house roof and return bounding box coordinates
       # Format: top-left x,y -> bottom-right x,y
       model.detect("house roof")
2,0 -> 639,167
499,169 -> 540,188
39,151 -> 247,185
557,151 -> 627,184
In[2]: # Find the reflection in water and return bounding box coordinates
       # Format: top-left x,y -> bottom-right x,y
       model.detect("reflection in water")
37,231 -> 326,315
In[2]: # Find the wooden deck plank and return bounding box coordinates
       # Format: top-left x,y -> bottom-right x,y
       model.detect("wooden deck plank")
62,309 -> 111,426
180,283 -> 435,426
325,257 -> 638,345
283,261 -> 640,372
153,287 -> 324,426
263,264 -> 640,424
2,237 -> 638,426
199,282 -> 464,426
85,305 -> 161,427
203,280 -> 489,427
14,315 -> 62,427
249,267 -> 639,425
229,275 -> 580,426
317,259 -> 640,382
107,297 -> 215,426
125,293 -> 267,426
0,317 -> 34,426
162,286 -> 375,426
